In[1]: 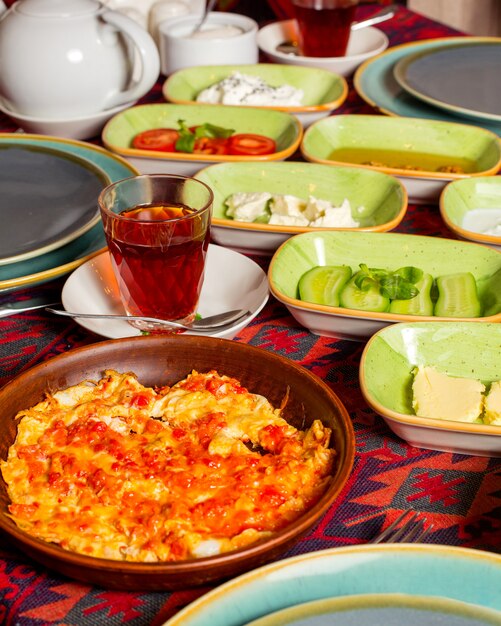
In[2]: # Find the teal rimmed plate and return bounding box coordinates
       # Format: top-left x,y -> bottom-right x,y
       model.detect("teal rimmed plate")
360,321 -> 501,456
0,134 -> 138,293
354,37 -> 501,137
162,544 -> 501,626
393,41 -> 501,124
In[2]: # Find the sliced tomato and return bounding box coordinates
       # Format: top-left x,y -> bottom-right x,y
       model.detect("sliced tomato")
131,128 -> 180,152
227,134 -> 276,156
193,137 -> 229,155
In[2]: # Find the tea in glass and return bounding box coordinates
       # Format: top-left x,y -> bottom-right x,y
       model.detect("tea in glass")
99,175 -> 213,332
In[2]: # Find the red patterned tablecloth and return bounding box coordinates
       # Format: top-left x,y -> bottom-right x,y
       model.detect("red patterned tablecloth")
1,5 -> 500,626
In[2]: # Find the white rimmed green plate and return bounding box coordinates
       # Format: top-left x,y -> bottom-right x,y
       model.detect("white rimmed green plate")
162,544 -> 501,626
102,103 -> 303,177
162,64 -> 348,128
268,230 -> 501,341
360,321 -> 501,456
0,134 -> 138,293
194,161 -> 407,255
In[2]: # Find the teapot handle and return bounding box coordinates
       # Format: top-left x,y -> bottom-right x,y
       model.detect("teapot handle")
101,10 -> 160,109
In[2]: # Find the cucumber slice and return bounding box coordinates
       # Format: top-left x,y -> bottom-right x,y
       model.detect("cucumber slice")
298,265 -> 352,306
434,272 -> 482,318
389,272 -> 434,316
482,267 -> 501,317
339,271 -> 390,312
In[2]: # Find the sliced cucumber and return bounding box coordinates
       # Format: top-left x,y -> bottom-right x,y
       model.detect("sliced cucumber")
482,267 -> 501,317
298,265 -> 352,306
339,271 -> 390,312
434,272 -> 482,318
389,272 -> 434,316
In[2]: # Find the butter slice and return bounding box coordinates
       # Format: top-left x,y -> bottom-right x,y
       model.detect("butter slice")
484,380 -> 501,426
412,365 -> 485,423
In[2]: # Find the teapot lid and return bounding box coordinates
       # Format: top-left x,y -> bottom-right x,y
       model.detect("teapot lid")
17,0 -> 101,17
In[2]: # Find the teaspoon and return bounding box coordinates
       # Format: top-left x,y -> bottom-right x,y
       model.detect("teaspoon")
46,308 -> 251,331
276,4 -> 397,56
191,0 -> 218,35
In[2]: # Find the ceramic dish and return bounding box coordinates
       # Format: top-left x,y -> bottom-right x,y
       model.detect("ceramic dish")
439,176 -> 501,251
0,335 -> 355,590
0,134 -> 138,293
0,142 -> 108,265
245,594 -> 501,626
257,20 -> 388,76
300,115 -> 501,204
360,322 -> 501,457
61,245 -> 269,340
158,12 -> 259,75
393,41 -> 501,124
162,64 -> 348,128
268,230 -> 501,341
193,161 -> 407,255
101,103 -> 302,176
163,544 -> 501,625
0,99 -> 133,140
353,37 -> 501,137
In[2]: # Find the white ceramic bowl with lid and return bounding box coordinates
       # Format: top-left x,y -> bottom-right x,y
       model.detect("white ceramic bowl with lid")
158,12 -> 258,75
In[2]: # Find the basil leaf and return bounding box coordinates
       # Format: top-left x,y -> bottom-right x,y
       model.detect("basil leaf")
195,123 -> 234,139
395,266 -> 423,284
175,133 -> 195,153
380,274 -> 419,300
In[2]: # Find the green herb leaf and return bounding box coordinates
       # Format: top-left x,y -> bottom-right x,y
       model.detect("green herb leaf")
380,274 -> 419,300
395,266 -> 424,284
194,123 -> 234,139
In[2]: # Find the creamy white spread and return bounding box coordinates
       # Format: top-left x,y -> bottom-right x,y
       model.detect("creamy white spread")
461,208 -> 501,238
187,25 -> 243,40
224,192 -> 361,228
196,71 -> 304,106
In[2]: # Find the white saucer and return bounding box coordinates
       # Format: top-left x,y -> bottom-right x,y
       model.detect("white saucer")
61,244 -> 269,339
0,100 -> 135,141
257,20 -> 388,76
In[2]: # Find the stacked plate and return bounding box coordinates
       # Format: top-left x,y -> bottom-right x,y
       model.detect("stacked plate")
0,134 -> 138,293
354,36 -> 501,136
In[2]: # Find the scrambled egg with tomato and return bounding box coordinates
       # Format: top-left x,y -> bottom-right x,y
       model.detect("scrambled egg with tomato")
1,370 -> 335,562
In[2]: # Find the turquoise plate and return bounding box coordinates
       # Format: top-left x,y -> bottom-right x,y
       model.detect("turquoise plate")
0,134 -> 138,292
354,37 -> 501,136
163,544 -> 501,626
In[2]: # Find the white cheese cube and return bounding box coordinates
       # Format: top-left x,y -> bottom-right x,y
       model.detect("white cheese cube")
268,213 -> 310,226
224,192 -> 272,222
269,194 -> 306,217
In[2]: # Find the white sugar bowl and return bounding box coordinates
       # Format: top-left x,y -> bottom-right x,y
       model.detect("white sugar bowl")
159,12 -> 258,75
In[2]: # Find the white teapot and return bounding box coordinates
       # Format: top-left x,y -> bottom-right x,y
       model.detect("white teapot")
0,0 -> 160,119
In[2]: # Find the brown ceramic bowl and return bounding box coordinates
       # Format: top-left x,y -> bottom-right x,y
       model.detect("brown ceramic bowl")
0,335 -> 355,591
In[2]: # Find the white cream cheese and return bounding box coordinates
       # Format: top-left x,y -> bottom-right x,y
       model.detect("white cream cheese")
461,208 -> 501,238
187,25 -> 244,40
196,71 -> 304,107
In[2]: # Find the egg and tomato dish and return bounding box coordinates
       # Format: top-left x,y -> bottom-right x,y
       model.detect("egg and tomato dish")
1,369 -> 335,562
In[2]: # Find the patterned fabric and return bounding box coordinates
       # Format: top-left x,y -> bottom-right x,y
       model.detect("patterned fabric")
1,6 -> 500,626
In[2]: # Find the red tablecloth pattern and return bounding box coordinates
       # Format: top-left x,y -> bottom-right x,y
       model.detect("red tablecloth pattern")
0,6 -> 500,626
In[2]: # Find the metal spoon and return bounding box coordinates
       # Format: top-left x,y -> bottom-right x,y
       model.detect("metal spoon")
45,307 -> 251,331
276,4 -> 397,56
191,0 -> 218,35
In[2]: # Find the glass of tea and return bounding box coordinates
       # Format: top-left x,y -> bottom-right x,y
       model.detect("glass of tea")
291,0 -> 358,57
98,174 -> 213,333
